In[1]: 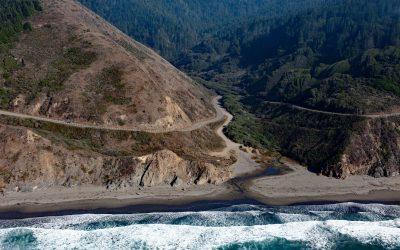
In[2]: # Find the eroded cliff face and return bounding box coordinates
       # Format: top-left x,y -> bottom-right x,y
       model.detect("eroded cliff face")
0,124 -> 230,192
323,118 -> 400,178
260,104 -> 400,179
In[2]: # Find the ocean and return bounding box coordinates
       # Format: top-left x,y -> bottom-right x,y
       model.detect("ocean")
1,202 -> 400,249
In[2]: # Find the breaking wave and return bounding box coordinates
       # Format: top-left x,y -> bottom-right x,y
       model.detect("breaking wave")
1,202 -> 400,249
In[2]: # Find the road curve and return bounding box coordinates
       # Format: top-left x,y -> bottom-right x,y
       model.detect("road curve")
211,97 -> 261,177
0,96 -> 225,133
265,101 -> 400,118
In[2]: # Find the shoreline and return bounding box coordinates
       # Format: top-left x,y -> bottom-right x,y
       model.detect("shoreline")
2,96 -> 400,219
1,182 -> 400,219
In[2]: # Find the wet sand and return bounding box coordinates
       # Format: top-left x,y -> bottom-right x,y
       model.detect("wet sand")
1,159 -> 400,219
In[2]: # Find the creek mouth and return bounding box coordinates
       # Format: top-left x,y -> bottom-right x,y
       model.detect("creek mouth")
235,165 -> 291,182
228,164 -> 293,194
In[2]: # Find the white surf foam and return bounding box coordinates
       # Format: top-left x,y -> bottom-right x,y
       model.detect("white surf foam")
2,203 -> 400,249
1,219 -> 400,249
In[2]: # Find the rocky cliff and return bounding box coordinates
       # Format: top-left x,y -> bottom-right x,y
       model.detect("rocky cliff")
260,103 -> 400,179
323,117 -> 400,178
0,123 -> 230,192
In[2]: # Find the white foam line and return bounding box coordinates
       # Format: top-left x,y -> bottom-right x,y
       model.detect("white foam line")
1,219 -> 400,250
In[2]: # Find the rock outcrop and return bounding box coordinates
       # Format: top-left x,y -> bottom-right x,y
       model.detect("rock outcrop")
261,104 -> 400,179
323,118 -> 400,178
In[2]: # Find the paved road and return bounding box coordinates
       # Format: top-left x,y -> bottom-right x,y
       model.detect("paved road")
265,101 -> 400,118
0,96 -> 225,133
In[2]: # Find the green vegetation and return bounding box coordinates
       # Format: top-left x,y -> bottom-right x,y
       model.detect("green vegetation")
37,46 -> 97,93
223,94 -> 275,149
118,40 -> 148,60
86,65 -> 131,114
181,0 -> 400,112
0,0 -> 41,108
78,0 -> 328,60
64,47 -> 97,66
0,44 -> 97,107
257,103 -> 365,172
83,65 -> 130,122
1,56 -> 20,80
100,66 -> 130,105
0,0 -> 41,65
1,0 -> 98,105
0,0 -> 41,49
22,22 -> 32,31
0,0 -> 98,109
179,0 -> 400,153
0,88 -> 11,107
173,0 -> 400,174
78,0 -> 400,169
0,0 -> 397,176
195,77 -> 274,149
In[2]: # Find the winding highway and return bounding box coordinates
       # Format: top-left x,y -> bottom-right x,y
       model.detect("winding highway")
265,101 -> 400,118
0,96 -> 225,133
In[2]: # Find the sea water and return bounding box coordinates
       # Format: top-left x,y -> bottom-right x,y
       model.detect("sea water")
1,202 -> 400,249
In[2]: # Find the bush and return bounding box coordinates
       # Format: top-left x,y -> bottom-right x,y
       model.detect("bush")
0,0 -> 41,45
23,22 -> 32,31
0,87 -> 11,108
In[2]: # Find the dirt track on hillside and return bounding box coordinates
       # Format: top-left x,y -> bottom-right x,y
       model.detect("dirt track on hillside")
0,97 -> 224,133
265,101 -> 400,118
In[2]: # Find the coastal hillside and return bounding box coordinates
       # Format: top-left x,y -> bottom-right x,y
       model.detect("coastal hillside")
178,0 -> 400,178
0,0 -> 232,193
1,0 -> 215,132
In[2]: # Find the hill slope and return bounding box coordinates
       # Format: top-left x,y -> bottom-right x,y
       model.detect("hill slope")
1,0 -> 215,132
0,0 -> 231,193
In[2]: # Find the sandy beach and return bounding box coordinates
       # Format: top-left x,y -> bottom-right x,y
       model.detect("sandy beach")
245,158 -> 400,205
1,157 -> 400,218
